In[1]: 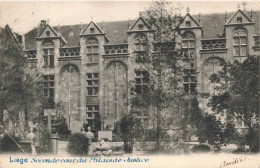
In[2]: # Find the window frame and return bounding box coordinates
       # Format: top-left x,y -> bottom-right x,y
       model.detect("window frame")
182,32 -> 195,59
135,70 -> 149,94
86,104 -> 99,119
86,73 -> 99,96
43,75 -> 55,107
42,41 -> 54,68
233,27 -> 248,57
86,38 -> 99,64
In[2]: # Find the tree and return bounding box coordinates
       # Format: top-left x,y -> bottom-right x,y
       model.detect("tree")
208,55 -> 259,152
119,114 -> 142,153
130,2 -> 186,152
0,25 -> 43,138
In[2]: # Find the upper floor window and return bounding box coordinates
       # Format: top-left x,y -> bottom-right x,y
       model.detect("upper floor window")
134,33 -> 148,52
90,28 -> 95,34
237,17 -> 242,23
183,69 -> 196,94
186,21 -> 191,27
86,38 -> 99,64
42,40 -> 54,68
43,75 -> 55,108
135,70 -> 149,94
233,27 -> 247,56
182,32 -> 195,59
86,105 -> 99,119
46,31 -> 50,37
87,73 -> 99,96
138,24 -> 144,30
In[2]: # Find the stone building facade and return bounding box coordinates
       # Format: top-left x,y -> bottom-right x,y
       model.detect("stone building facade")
24,9 -> 260,133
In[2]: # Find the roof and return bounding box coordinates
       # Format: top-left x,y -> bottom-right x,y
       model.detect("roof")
0,25 -> 23,50
24,10 -> 260,50
25,20 -> 135,50
193,10 -> 260,39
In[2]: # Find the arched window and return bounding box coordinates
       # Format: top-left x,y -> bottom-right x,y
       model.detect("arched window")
233,27 -> 247,56
86,38 -> 99,64
182,31 -> 195,59
42,40 -> 54,68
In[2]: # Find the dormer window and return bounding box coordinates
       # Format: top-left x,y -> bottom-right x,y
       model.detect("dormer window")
186,21 -> 191,27
46,31 -> 50,37
138,24 -> 144,30
90,28 -> 95,33
237,17 -> 242,23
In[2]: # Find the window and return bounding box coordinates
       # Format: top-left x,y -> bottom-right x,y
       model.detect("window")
186,21 -> 191,27
86,105 -> 99,119
138,24 -> 144,30
90,28 -> 95,33
233,27 -> 247,56
182,32 -> 195,59
86,38 -> 99,64
237,17 -> 242,23
46,31 -> 50,37
43,75 -> 55,107
134,33 -> 147,52
87,73 -> 99,96
183,69 -> 196,94
135,70 -> 149,94
42,41 -> 54,68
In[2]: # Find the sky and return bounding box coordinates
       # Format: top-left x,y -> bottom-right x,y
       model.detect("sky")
0,1 -> 259,35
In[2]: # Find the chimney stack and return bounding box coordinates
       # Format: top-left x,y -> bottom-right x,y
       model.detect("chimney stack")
37,20 -> 47,36
40,20 -> 47,27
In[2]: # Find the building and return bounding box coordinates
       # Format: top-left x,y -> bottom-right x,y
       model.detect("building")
23,9 -> 260,133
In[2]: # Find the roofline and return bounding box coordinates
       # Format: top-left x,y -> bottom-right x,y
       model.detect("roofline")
226,9 -> 253,25
127,29 -> 155,34
37,24 -> 67,44
224,22 -> 255,26
79,33 -> 111,42
81,21 -> 104,34
4,24 -> 23,51
176,13 -> 202,28
129,16 -> 152,31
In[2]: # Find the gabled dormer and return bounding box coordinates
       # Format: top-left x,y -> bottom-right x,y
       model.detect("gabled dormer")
80,21 -> 110,42
177,13 -> 202,30
36,20 -> 67,45
225,9 -> 254,26
128,16 -> 154,33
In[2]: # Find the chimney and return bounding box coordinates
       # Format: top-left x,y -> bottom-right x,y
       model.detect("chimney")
40,20 -> 47,27
37,20 -> 47,36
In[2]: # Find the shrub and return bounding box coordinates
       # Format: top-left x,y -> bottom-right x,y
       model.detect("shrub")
0,134 -> 22,153
67,133 -> 89,155
52,117 -> 71,140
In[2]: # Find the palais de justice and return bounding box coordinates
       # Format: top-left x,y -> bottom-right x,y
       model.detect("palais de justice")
23,9 -> 260,132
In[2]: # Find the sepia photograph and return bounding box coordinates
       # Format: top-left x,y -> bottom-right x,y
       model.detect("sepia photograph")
0,1 -> 259,167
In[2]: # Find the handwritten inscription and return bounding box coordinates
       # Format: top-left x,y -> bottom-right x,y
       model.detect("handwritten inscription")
220,156 -> 248,168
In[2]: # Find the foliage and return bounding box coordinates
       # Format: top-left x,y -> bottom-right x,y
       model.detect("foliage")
119,114 -> 143,153
0,25 -> 43,137
130,1 -> 186,152
52,117 -> 71,140
0,134 -> 21,153
208,55 -> 259,152
67,133 -> 89,155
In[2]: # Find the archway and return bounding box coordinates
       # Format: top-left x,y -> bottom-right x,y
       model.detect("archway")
103,61 -> 128,130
